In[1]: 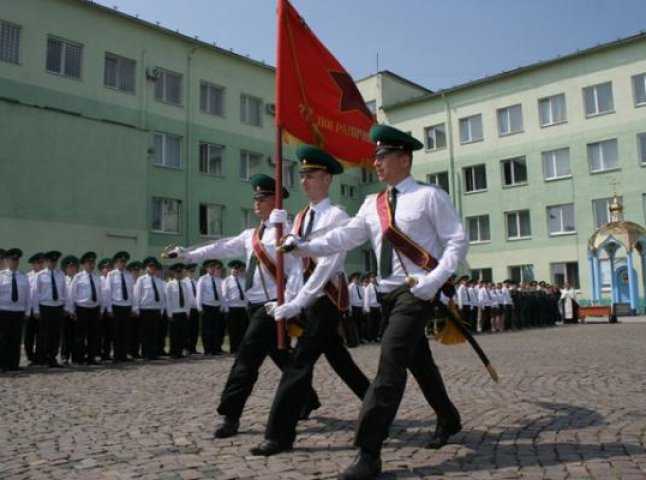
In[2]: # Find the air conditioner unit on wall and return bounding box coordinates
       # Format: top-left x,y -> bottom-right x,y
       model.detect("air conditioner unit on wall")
265,103 -> 276,115
145,67 -> 160,81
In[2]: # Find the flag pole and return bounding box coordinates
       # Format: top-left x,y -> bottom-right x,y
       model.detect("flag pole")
274,125 -> 287,350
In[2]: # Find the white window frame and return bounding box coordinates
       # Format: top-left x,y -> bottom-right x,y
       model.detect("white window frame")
497,104 -> 523,136
200,81 -> 225,116
508,265 -> 534,284
542,147 -> 571,181
463,164 -> 487,193
239,150 -> 262,180
153,132 -> 182,168
199,142 -> 224,176
550,262 -> 579,289
360,168 -> 376,184
470,268 -> 493,283
459,114 -> 483,144
583,82 -> 614,117
632,73 -> 646,106
501,156 -> 527,187
240,94 -> 262,126
152,197 -> 181,234
587,138 -> 619,173
154,69 -> 182,105
505,210 -> 531,240
465,215 -> 490,244
241,208 -> 255,230
424,123 -> 447,150
46,35 -> 82,78
104,52 -> 136,93
282,160 -> 296,189
0,20 -> 21,64
638,132 -> 646,166
538,94 -> 566,127
341,184 -> 356,199
426,171 -> 449,193
547,204 -> 576,236
199,203 -> 225,237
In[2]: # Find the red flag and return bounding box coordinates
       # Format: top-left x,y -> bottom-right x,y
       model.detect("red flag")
276,0 -> 375,168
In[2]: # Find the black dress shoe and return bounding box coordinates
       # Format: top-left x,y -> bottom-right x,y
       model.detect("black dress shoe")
299,397 -> 322,420
249,439 -> 293,456
426,423 -> 462,449
213,417 -> 239,438
339,450 -> 382,480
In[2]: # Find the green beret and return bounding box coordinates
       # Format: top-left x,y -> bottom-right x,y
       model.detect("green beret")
142,256 -> 161,269
296,144 -> 344,175
349,271 -> 362,280
228,260 -> 245,269
186,263 -> 198,271
28,252 -> 45,263
169,262 -> 186,272
458,275 -> 470,282
98,257 -> 113,270
250,173 -> 289,200
80,251 -> 97,263
5,248 -> 23,259
61,255 -> 79,267
112,250 -> 130,262
370,124 -> 423,153
126,261 -> 143,271
44,250 -> 62,261
203,259 -> 223,268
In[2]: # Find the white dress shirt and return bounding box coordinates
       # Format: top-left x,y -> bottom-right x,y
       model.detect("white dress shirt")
66,270 -> 103,312
105,268 -> 135,311
182,276 -> 199,309
0,269 -> 31,313
196,274 -> 227,311
32,268 -> 66,314
363,282 -> 380,312
223,274 -> 247,308
349,283 -> 364,308
165,278 -> 192,318
457,283 -> 471,309
478,287 -> 493,308
133,273 -> 166,314
299,176 -> 468,295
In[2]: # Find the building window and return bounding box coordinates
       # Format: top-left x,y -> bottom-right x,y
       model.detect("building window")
592,197 -> 623,228
463,164 -> 487,193
283,160 -> 296,189
341,184 -> 356,199
199,142 -> 224,176
241,208 -> 255,229
154,69 -> 182,105
501,156 -> 527,187
587,138 -> 619,173
542,147 -> 571,181
547,204 -> 575,235
104,53 -> 135,93
633,74 -> 646,106
360,168 -> 376,184
426,172 -> 449,193
46,36 -> 82,78
200,82 -> 224,116
550,262 -> 579,288
362,249 -> 378,273
459,114 -> 483,144
152,197 -> 181,234
465,215 -> 490,243
538,94 -> 566,127
505,210 -> 531,240
497,104 -> 523,136
365,100 -> 377,115
638,133 -> 646,166
240,94 -> 262,126
470,268 -> 492,282
153,133 -> 181,168
508,265 -> 534,284
0,20 -> 21,64
199,203 -> 225,236
583,82 -> 614,117
424,123 -> 447,150
239,151 -> 262,180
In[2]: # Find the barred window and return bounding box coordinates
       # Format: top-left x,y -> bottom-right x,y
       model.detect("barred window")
199,142 -> 224,176
104,53 -> 136,92
154,69 -> 182,105
0,20 -> 21,64
200,82 -> 225,116
240,94 -> 262,126
153,132 -> 182,168
46,36 -> 82,78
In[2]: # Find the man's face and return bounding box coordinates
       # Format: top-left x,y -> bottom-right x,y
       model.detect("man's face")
253,195 -> 276,220
172,270 -> 183,280
32,260 -> 44,272
300,170 -> 330,201
83,259 -> 95,273
115,258 -> 126,270
47,260 -> 58,271
64,264 -> 78,276
7,257 -> 20,271
373,149 -> 410,184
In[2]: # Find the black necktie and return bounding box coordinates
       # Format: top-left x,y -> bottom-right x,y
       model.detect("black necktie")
51,270 -> 59,301
89,273 -> 97,302
178,282 -> 185,308
379,187 -> 398,277
235,277 -> 245,300
245,224 -> 265,290
190,279 -> 196,296
121,271 -> 128,301
11,272 -> 18,302
356,285 -> 362,300
151,276 -> 159,302
304,209 -> 315,237
211,276 -> 219,300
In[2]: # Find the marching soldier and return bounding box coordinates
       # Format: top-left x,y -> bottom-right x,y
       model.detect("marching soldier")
133,256 -> 166,361
105,251 -> 135,363
25,252 -> 45,365
223,259 -> 249,354
183,263 -> 200,354
196,259 -> 227,355
165,263 -> 191,358
0,248 -> 31,371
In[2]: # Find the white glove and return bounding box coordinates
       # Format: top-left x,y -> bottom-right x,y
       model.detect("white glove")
163,245 -> 188,259
409,273 -> 440,301
268,209 -> 288,226
279,234 -> 303,254
264,301 -> 278,317
273,301 -> 303,321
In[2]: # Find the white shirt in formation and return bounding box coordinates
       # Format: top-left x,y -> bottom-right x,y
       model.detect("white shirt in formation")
32,268 -> 67,314
105,268 -> 135,311
0,269 -> 31,313
132,273 -> 166,314
66,270 -> 103,312
195,274 -> 227,311
222,274 -> 247,308
165,278 -> 193,318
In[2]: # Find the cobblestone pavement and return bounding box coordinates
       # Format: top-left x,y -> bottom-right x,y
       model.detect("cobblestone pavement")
2,322 -> 646,479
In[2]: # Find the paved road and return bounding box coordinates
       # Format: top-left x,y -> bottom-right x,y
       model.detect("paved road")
2,322 -> 646,479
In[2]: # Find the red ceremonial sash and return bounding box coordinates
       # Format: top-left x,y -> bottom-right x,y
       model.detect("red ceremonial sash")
376,189 -> 438,271
251,224 -> 285,286
295,206 -> 350,311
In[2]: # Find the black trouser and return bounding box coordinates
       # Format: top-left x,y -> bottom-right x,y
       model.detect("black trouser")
24,313 -> 40,363
186,308 -> 200,353
503,304 -> 513,330
61,312 -> 76,362
480,306 -> 491,332
40,304 -> 64,366
354,286 -> 460,455
226,307 -> 249,354
460,305 -> 473,331
111,305 -> 131,361
169,313 -> 187,357
129,315 -> 141,358
99,311 -> 113,360
343,310 -> 360,348
351,306 -> 365,342
265,296 -> 370,444
217,303 -> 320,420
139,309 -> 161,359
0,310 -> 24,370
201,304 -> 225,354
365,307 -> 381,342
158,316 -> 168,355
74,306 -> 100,364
